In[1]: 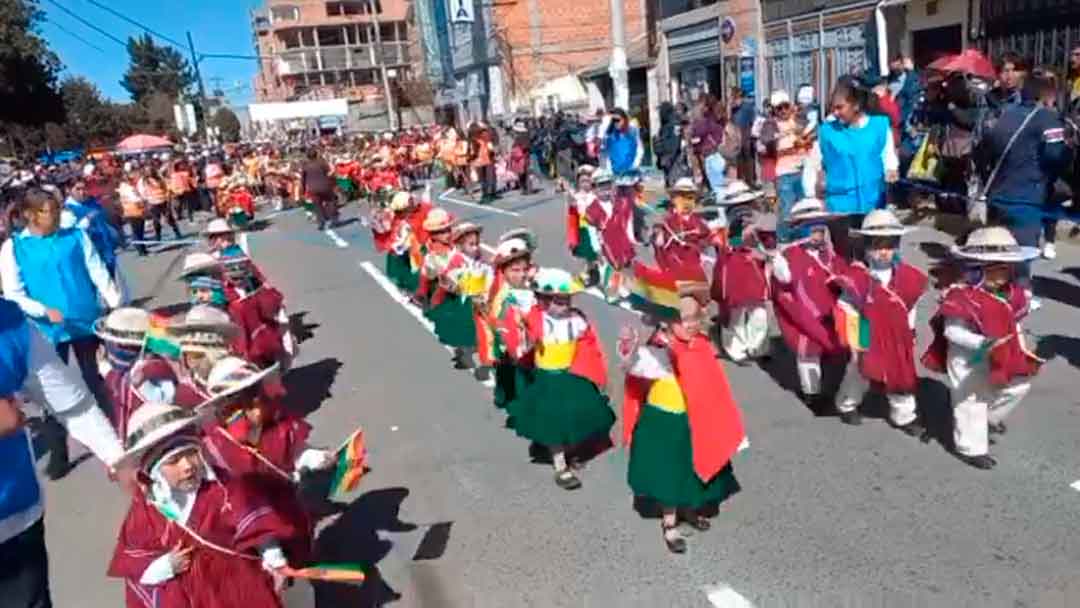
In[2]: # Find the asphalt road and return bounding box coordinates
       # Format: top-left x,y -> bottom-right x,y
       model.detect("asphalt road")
42,184 -> 1080,607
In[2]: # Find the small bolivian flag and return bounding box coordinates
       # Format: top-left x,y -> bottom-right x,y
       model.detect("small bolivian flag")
834,300 -> 871,352
143,313 -> 182,359
328,428 -> 367,498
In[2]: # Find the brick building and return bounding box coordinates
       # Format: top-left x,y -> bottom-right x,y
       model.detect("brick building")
250,0 -> 418,129
492,0 -> 649,105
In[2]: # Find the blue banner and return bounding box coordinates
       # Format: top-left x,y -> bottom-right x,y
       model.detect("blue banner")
432,0 -> 455,87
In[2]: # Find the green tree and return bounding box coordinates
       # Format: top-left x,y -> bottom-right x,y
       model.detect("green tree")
120,34 -> 194,103
0,0 -> 64,155
210,107 -> 241,142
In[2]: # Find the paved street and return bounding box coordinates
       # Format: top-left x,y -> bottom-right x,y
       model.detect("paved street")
43,186 -> 1080,607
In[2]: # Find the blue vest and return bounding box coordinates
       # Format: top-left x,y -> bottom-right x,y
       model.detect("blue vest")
65,198 -> 120,275
606,127 -> 640,176
819,115 -> 889,215
12,228 -> 102,344
0,300 -> 41,524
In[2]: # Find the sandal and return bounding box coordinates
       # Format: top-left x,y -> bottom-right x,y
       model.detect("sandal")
554,469 -> 582,490
661,522 -> 687,554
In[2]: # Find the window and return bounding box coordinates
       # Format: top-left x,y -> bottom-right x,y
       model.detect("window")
270,5 -> 300,22
326,0 -> 381,16
317,27 -> 345,46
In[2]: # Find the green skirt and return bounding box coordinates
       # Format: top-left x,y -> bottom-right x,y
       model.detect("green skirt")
494,361 -> 531,410
427,295 -> 477,348
506,369 -> 615,446
385,252 -> 419,292
336,177 -> 356,197
571,226 -> 598,262
628,405 -> 740,509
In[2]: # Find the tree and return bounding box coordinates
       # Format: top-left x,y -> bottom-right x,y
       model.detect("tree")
120,34 -> 195,103
210,107 -> 241,142
0,0 -> 64,155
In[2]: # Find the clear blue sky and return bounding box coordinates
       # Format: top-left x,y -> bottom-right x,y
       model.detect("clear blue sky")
40,0 -> 259,105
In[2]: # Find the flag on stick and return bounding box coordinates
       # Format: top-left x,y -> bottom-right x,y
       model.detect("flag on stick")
278,563 -> 366,583
143,313 -> 182,359
328,428 -> 366,498
834,300 -> 871,352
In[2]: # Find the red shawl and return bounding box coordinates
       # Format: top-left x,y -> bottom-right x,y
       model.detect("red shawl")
226,286 -> 286,368
922,284 -> 1041,386
653,211 -> 711,281
585,193 -> 635,269
835,262 -> 927,393
566,204 -> 580,251
524,306 -> 608,389
108,476 -> 298,608
622,335 -> 746,482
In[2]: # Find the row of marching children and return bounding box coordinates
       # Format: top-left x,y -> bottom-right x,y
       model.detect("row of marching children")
0,183 -> 366,606
561,161 -> 1043,472
368,185 -> 748,554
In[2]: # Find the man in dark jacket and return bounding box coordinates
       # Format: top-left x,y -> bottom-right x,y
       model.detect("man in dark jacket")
653,102 -> 682,187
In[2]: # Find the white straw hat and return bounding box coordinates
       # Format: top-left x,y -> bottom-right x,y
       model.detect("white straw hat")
717,180 -> 763,206
93,307 -> 150,347
950,226 -> 1040,264
204,218 -> 235,236
493,238 -> 532,267
170,305 -> 239,339
531,267 -> 584,295
852,209 -> 913,237
119,401 -> 204,467
786,198 -> 838,224
204,357 -> 280,405
178,252 -> 221,279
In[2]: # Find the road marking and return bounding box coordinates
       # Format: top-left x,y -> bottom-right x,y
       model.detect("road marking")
703,584 -> 756,608
359,260 -> 492,390
584,287 -> 640,315
239,232 -> 250,255
437,193 -> 521,217
324,228 -> 349,248
262,207 -> 301,220
1070,480 -> 1080,492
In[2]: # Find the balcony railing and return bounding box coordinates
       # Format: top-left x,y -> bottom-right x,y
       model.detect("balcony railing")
275,42 -> 409,74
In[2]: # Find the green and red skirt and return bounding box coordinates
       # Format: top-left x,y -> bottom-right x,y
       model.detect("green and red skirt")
506,369 -> 615,446
427,295 -> 477,348
628,404 -> 740,509
571,226 -> 599,262
494,361 -> 531,410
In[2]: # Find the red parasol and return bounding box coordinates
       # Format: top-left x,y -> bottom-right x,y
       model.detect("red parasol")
115,134 -> 173,151
927,49 -> 996,80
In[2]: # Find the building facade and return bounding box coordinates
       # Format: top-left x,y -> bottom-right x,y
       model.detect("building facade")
661,0 -> 764,104
250,0 -> 419,129
978,0 -> 1080,73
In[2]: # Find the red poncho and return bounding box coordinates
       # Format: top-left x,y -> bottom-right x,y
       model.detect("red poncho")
653,211 -> 712,281
108,475 -> 299,608
922,283 -> 1041,387
834,262 -> 927,393
711,247 -> 770,324
585,194 -> 635,270
773,244 -> 846,357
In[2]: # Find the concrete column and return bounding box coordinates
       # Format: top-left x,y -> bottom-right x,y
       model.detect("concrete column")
609,0 -> 629,110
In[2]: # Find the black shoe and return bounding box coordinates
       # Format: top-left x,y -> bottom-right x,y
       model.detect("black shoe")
896,420 -> 925,437
452,349 -> 474,370
683,514 -> 711,532
989,422 -> 1007,435
839,410 -> 863,426
46,449 -> 71,481
554,469 -> 581,490
473,366 -> 491,382
956,453 -> 996,469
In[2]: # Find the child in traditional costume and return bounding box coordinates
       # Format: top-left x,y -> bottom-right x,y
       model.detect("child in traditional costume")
373,191 -> 424,294
583,173 -> 636,302
204,219 -> 245,260
169,304 -> 243,399
651,177 -> 723,281
921,227 -> 1042,469
831,210 -> 928,430
620,266 -> 745,553
712,212 -> 780,364
564,165 -> 602,286
200,357 -> 336,565
505,268 -> 614,490
108,402 -> 303,607
484,235 -> 538,410
414,208 -> 472,367
436,222 -> 490,371
94,307 -> 204,433
771,198 -> 847,411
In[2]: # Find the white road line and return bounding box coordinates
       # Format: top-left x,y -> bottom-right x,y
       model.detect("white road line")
324,228 -> 349,248
703,584 -> 756,608
239,232 -> 250,255
1070,480 -> 1080,492
583,287 -> 640,315
437,193 -> 521,217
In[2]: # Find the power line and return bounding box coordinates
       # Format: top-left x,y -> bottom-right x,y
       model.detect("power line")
83,0 -> 188,51
42,0 -> 127,47
43,16 -> 106,53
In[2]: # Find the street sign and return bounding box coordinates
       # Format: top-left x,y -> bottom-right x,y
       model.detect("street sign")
720,17 -> 736,44
450,0 -> 474,23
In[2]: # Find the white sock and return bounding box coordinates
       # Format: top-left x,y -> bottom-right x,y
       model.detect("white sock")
552,450 -> 567,471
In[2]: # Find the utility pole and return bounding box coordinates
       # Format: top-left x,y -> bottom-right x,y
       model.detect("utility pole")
608,0 -> 629,111
186,31 -> 208,141
370,12 -> 399,131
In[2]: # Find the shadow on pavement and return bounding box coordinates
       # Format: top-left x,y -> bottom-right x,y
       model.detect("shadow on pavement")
283,357 -> 343,417
288,311 -> 320,345
756,339 -> 848,417
915,376 -> 954,451
1035,334 -> 1080,370
1033,275 -> 1080,310
310,487 -> 419,608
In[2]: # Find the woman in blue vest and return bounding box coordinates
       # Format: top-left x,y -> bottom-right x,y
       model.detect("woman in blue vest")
0,188 -> 122,478
0,297 -> 125,607
61,178 -> 124,278
802,77 -> 899,259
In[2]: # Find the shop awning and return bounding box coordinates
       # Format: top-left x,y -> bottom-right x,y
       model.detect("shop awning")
578,34 -> 653,79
